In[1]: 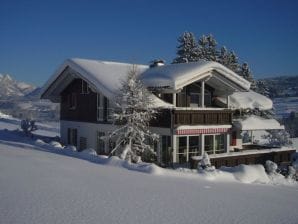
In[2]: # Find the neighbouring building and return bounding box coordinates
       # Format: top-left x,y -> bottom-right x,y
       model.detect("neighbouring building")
41,58 -> 295,168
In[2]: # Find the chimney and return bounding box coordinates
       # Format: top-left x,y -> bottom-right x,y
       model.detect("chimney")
149,59 -> 165,68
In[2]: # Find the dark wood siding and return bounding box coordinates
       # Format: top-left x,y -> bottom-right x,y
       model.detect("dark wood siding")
60,79 -> 98,122
190,150 -> 295,169
173,109 -> 232,126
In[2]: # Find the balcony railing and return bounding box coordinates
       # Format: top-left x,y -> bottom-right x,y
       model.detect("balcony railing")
173,109 -> 232,126
150,109 -> 233,128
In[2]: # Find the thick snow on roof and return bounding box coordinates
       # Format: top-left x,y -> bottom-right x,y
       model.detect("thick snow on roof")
42,58 -> 148,99
217,91 -> 273,110
234,115 -> 284,131
140,60 -> 250,90
41,58 -> 174,108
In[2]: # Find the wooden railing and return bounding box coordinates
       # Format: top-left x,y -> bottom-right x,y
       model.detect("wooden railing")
173,109 -> 232,126
150,109 -> 233,128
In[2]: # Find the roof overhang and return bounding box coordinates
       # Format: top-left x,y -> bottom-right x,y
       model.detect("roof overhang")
234,115 -> 284,131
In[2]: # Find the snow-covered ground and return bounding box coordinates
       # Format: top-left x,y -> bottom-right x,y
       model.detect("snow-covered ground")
0,113 -> 298,224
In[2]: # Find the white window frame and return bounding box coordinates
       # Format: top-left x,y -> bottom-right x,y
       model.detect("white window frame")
81,79 -> 89,94
97,93 -> 103,121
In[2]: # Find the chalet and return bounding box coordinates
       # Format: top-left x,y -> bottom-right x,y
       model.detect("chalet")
41,58 -> 295,168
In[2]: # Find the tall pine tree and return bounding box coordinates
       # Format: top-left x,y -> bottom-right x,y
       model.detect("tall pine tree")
173,32 -> 199,63
108,66 -> 158,163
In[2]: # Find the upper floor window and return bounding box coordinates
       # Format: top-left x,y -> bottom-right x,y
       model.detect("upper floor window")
97,93 -> 103,121
68,93 -> 77,110
81,80 -> 89,94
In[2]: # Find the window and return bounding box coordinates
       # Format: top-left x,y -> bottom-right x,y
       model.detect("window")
204,135 -> 214,154
215,134 -> 224,153
161,136 -> 171,165
79,137 -> 87,151
67,128 -> 77,146
97,93 -> 103,121
68,93 -> 77,109
176,136 -> 187,164
205,134 -> 225,154
81,80 -> 89,94
189,136 -> 201,157
96,131 -> 105,154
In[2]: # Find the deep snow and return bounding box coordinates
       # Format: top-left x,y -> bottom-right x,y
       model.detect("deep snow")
0,113 -> 298,224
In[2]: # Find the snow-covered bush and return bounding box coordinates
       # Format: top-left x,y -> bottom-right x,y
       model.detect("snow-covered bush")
49,141 -> 63,149
64,145 -> 77,151
108,66 -> 158,163
287,166 -> 297,180
198,152 -> 215,172
21,119 -> 37,136
265,160 -> 278,174
263,130 -> 292,147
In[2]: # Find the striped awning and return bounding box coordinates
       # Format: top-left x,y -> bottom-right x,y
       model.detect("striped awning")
176,127 -> 231,135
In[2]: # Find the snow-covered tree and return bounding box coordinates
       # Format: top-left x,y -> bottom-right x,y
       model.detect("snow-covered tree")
239,62 -> 256,90
108,66 -> 158,163
197,34 -> 218,61
218,46 -> 229,66
173,32 -> 199,63
226,51 -> 239,73
255,80 -> 270,98
263,130 -> 292,147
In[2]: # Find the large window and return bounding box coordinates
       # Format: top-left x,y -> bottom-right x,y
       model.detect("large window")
176,136 -> 187,164
97,93 -> 103,121
205,134 -> 225,154
189,136 -> 200,157
204,135 -> 214,154
68,93 -> 77,110
176,135 -> 201,164
161,136 -> 172,165
67,128 -> 77,146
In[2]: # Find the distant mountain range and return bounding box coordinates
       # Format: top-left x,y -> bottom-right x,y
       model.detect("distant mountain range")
0,74 -> 59,121
258,75 -> 298,98
0,74 -> 36,99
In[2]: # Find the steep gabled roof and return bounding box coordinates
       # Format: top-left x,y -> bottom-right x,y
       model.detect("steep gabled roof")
41,58 -> 149,101
140,60 -> 251,91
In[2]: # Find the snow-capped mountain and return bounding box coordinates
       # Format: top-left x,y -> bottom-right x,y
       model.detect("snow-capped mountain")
0,74 -> 36,99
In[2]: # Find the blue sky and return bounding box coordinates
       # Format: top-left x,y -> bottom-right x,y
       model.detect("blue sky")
0,0 -> 297,86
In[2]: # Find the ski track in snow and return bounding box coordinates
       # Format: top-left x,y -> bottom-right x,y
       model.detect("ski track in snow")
0,115 -> 298,224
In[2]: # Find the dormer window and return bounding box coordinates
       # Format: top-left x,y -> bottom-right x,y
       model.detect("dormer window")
81,80 -> 89,94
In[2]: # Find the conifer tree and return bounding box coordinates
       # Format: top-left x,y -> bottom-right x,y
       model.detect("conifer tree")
108,66 -> 158,163
240,62 -> 256,90
173,32 -> 199,63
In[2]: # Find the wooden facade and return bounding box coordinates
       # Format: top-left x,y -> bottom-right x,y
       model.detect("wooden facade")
173,110 -> 232,126
60,79 -> 98,123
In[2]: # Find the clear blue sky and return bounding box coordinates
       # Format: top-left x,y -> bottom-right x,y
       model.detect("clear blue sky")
0,0 -> 297,86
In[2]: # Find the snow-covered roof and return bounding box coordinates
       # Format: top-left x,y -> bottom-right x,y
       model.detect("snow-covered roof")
140,60 -> 251,91
217,91 -> 273,111
41,58 -> 147,99
234,115 -> 284,131
41,58 -> 174,108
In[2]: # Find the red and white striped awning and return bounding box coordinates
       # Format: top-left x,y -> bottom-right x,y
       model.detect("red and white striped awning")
176,127 -> 231,135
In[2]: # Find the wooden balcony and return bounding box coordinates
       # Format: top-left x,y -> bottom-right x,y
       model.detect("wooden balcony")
150,109 -> 233,128
173,109 -> 232,126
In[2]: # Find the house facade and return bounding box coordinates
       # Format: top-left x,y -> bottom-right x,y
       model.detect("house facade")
41,58 -> 295,168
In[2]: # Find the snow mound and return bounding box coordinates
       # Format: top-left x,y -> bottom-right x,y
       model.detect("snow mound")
221,165 -> 270,184
49,141 -> 63,149
35,139 -> 46,146
64,145 -> 77,151
81,148 -> 97,156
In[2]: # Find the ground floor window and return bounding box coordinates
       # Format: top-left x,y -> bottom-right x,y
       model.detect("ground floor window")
161,136 -> 172,166
67,128 -> 77,146
205,134 -> 225,154
96,131 -> 105,154
176,135 -> 201,164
